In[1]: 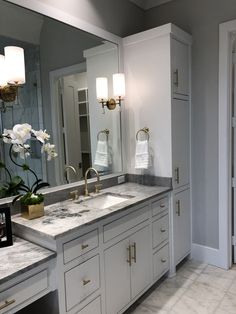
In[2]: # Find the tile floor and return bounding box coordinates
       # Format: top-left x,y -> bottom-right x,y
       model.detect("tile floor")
127,259 -> 236,314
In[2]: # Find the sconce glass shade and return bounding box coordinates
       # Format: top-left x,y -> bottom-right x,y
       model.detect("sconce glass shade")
4,46 -> 25,85
113,73 -> 125,99
0,55 -> 7,87
96,77 -> 108,100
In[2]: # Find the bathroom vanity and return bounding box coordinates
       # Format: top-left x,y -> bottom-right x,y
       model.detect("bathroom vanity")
10,183 -> 171,314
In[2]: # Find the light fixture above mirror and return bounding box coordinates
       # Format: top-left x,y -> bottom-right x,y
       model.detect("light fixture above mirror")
0,46 -> 25,106
96,73 -> 125,112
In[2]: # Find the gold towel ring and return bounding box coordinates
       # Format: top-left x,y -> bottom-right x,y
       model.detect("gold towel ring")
136,127 -> 150,141
97,129 -> 109,141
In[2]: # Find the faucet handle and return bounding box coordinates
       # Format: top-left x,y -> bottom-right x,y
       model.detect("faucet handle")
95,183 -> 102,194
69,190 -> 79,200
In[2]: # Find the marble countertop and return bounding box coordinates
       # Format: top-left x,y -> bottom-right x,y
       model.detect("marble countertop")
12,183 -> 171,241
0,237 -> 56,285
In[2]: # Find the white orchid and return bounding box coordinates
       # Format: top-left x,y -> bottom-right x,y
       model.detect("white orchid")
32,129 -> 50,143
3,123 -> 32,145
12,144 -> 30,159
42,143 -> 58,161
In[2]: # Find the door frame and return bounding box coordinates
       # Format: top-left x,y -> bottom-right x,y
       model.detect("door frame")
218,20 -> 236,269
49,63 -> 86,185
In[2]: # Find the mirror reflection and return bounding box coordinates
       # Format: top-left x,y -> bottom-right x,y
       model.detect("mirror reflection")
0,0 -> 122,198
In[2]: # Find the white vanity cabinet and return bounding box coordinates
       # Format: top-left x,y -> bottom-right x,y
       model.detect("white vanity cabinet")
123,23 -> 192,268
104,224 -> 151,314
173,188 -> 191,265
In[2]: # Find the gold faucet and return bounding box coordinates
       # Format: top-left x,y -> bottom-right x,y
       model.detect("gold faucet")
84,167 -> 102,196
64,165 -> 77,183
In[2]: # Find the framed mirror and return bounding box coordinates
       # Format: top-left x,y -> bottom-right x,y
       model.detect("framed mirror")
0,0 -> 123,198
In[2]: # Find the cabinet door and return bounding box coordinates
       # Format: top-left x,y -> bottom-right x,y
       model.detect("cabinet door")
104,237 -> 131,314
130,225 -> 152,299
173,188 -> 191,265
172,38 -> 189,97
172,99 -> 190,189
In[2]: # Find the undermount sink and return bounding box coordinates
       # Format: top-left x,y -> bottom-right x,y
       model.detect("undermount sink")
80,192 -> 133,209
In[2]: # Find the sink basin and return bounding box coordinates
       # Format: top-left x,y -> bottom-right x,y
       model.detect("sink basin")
81,192 -> 133,209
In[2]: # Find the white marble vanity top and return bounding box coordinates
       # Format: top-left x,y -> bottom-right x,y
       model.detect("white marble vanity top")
0,237 -> 56,285
11,183 -> 171,241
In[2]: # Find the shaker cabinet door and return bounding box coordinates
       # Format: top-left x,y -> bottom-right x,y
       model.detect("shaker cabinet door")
173,188 -> 191,265
172,98 -> 190,189
104,237 -> 131,314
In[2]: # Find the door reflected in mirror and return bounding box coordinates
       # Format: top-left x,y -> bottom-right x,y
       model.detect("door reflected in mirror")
0,0 -> 122,198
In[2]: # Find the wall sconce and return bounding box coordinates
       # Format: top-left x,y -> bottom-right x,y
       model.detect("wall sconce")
0,46 -> 25,108
96,73 -> 125,112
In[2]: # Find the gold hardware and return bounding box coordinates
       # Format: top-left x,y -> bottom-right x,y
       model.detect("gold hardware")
173,69 -> 179,87
97,129 -> 109,141
99,97 -> 123,111
64,165 -> 77,184
127,245 -> 132,266
160,228 -> 166,233
132,242 -> 137,263
95,183 -> 102,194
0,299 -> 16,310
81,244 -> 89,250
161,258 -> 167,263
0,85 -> 18,103
83,279 -> 91,286
176,200 -> 181,216
84,167 -> 101,196
175,167 -> 180,184
160,203 -> 165,208
136,127 -> 150,141
69,190 -> 79,201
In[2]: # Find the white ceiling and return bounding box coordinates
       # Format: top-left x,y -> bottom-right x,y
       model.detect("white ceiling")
129,0 -> 174,10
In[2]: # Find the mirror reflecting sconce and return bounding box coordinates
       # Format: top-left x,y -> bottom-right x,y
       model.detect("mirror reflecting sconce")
96,73 -> 125,112
0,46 -> 25,110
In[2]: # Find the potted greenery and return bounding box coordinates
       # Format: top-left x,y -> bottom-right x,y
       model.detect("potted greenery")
1,123 -> 57,219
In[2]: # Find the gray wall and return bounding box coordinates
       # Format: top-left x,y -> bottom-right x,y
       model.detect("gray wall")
145,0 -> 236,249
31,0 -> 145,37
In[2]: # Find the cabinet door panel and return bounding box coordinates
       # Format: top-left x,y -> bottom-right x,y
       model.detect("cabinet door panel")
173,189 -> 191,265
130,225 -> 152,299
172,99 -> 190,189
104,238 -> 131,314
172,38 -> 189,97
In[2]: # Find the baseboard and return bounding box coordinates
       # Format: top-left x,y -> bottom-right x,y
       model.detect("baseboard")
191,243 -> 223,268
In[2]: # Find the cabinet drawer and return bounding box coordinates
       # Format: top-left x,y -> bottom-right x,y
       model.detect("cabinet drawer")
0,270 -> 48,314
76,297 -> 101,314
65,255 -> 100,311
152,197 -> 168,217
63,229 -> 98,264
152,214 -> 169,248
153,244 -> 169,280
103,205 -> 149,243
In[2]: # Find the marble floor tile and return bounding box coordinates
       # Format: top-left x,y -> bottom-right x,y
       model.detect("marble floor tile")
128,259 -> 236,314
214,292 -> 236,314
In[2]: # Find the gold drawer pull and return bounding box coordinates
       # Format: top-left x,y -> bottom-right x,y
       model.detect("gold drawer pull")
131,242 -> 137,263
81,244 -> 89,250
0,299 -> 16,310
127,245 -> 132,266
160,203 -> 166,208
83,279 -> 91,286
161,258 -> 167,263
176,200 -> 181,216
160,228 -> 166,233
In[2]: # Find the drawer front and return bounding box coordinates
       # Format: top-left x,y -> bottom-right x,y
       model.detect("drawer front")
152,196 -> 168,217
153,244 -> 169,280
0,270 -> 48,314
152,214 -> 169,248
103,205 -> 149,243
77,297 -> 101,314
65,255 -> 100,311
63,229 -> 99,264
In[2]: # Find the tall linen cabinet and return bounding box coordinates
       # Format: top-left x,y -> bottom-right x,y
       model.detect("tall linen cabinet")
123,23 -> 192,272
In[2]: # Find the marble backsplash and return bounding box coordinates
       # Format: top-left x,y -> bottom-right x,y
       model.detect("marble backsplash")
0,173 -> 172,215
